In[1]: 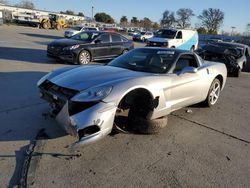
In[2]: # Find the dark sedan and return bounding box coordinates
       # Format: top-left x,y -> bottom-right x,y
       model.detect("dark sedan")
47,31 -> 134,64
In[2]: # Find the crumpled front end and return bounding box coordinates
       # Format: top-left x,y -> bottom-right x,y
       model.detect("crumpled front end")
38,80 -> 117,148
55,101 -> 116,148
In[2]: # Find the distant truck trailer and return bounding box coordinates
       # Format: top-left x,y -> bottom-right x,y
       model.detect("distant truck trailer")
0,11 -> 3,25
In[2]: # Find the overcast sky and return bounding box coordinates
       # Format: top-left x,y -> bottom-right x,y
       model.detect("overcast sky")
8,0 -> 250,32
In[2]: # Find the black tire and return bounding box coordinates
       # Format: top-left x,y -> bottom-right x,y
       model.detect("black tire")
234,69 -> 241,77
42,22 -> 50,29
203,78 -> 221,107
56,24 -> 61,30
170,46 -> 175,48
78,50 -> 91,65
129,116 -> 168,134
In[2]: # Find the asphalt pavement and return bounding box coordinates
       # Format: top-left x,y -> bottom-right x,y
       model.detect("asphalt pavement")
0,25 -> 249,188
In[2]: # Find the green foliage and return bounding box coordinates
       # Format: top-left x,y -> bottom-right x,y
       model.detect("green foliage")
120,16 -> 128,24
94,12 -> 114,24
196,27 -> 207,34
78,12 -> 84,17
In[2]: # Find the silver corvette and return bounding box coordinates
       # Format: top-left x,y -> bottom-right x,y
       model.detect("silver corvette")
37,48 -> 227,147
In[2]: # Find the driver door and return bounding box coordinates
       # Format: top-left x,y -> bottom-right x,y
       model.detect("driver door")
167,54 -> 207,111
92,33 -> 111,58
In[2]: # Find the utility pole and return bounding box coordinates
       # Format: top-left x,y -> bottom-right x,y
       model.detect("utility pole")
92,6 -> 94,21
231,26 -> 236,36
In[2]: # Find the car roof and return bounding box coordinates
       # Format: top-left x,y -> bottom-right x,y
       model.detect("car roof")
214,41 -> 248,48
139,47 -> 193,55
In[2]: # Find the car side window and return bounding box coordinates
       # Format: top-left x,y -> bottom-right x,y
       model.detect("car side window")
176,31 -> 182,39
111,34 -> 122,42
99,34 -> 110,43
173,54 -> 198,73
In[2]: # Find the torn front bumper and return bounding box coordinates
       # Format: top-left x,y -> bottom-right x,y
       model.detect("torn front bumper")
56,101 -> 117,148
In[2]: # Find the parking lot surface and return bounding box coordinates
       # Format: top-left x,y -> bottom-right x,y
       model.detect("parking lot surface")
0,25 -> 249,188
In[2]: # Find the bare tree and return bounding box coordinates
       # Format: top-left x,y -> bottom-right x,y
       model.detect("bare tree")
16,0 -> 35,9
198,8 -> 224,34
160,10 -> 175,28
176,8 -> 194,28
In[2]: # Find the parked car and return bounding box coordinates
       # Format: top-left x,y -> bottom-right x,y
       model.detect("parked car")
140,31 -> 154,42
132,31 -> 146,41
133,31 -> 154,42
38,48 -> 227,147
197,41 -> 250,77
128,29 -> 140,36
147,28 -> 198,51
64,26 -> 99,38
47,31 -> 134,64
103,27 -> 117,32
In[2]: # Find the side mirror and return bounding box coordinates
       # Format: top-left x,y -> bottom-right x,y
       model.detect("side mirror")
181,66 -> 198,74
95,39 -> 102,44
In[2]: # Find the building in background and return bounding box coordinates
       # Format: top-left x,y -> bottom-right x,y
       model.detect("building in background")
0,4 -> 85,26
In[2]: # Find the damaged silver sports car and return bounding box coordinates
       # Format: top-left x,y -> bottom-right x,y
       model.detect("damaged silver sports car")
37,48 -> 227,147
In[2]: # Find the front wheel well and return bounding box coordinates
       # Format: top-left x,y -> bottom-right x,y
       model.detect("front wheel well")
114,88 -> 158,132
118,88 -> 154,111
215,75 -> 223,88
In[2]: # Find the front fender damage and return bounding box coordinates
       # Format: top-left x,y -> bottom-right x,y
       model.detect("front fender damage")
55,101 -> 117,148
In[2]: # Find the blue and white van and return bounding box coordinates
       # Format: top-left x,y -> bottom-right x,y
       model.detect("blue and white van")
147,28 -> 198,51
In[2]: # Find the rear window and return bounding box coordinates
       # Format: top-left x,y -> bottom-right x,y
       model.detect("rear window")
111,34 -> 122,42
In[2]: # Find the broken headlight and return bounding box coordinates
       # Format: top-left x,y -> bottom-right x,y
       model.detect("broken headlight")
71,85 -> 112,102
37,72 -> 52,86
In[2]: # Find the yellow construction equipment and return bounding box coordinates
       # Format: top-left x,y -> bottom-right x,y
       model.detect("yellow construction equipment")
40,14 -> 67,30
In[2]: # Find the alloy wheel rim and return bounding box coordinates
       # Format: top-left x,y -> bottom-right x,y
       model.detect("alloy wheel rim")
79,52 -> 90,64
209,82 -> 220,105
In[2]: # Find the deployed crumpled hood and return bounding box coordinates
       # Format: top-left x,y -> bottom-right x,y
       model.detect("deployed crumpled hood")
50,38 -> 89,47
49,65 -> 148,91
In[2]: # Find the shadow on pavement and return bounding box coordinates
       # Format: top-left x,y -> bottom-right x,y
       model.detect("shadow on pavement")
242,61 -> 250,72
0,71 -> 68,187
0,47 -> 62,64
20,33 -> 63,40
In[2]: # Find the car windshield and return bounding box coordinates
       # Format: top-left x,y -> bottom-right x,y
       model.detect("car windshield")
155,29 -> 177,39
71,32 -> 100,41
108,48 -> 177,73
71,26 -> 82,31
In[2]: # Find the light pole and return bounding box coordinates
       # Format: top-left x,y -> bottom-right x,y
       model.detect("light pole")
92,6 -> 94,21
231,26 -> 236,36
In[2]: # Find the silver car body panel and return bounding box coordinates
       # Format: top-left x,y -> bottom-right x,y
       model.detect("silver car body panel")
38,49 -> 227,148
